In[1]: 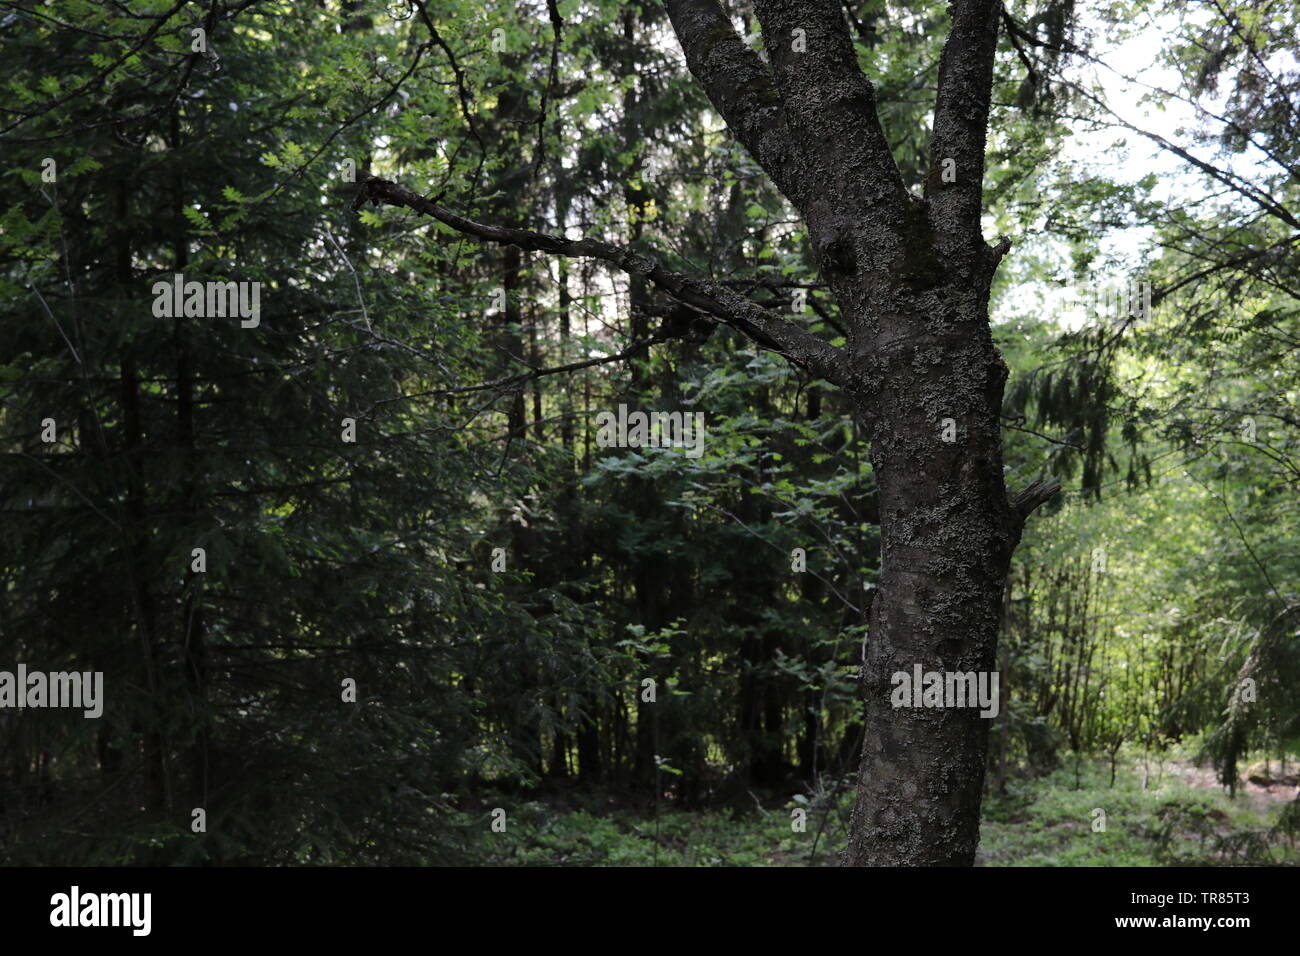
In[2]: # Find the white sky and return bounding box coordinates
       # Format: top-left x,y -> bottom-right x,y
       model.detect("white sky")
992,6 -> 1278,330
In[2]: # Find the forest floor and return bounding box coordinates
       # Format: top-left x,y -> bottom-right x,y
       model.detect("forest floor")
976,752 -> 1299,866
462,749 -> 1299,866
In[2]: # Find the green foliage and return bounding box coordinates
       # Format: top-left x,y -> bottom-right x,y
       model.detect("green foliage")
980,751 -> 1300,866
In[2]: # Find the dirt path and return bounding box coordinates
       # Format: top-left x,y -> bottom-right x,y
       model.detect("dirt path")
1139,757 -> 1299,812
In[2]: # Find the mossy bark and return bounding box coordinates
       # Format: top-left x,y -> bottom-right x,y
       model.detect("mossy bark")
842,256 -> 1016,866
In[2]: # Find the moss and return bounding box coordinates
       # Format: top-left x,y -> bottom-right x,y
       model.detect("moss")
894,200 -> 944,290
698,25 -> 781,109
736,73 -> 783,109
701,23 -> 742,61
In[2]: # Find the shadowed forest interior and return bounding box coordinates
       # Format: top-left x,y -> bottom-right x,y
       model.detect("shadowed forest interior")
0,0 -> 1297,866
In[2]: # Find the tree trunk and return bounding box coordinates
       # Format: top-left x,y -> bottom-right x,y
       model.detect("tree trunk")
842,264 -> 1017,865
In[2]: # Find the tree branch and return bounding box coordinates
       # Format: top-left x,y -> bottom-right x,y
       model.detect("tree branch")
1069,83 -> 1300,232
1011,476 -> 1062,524
750,0 -> 905,206
665,0 -> 908,307
928,0 -> 1003,262
359,175 -> 854,388
662,0 -> 800,200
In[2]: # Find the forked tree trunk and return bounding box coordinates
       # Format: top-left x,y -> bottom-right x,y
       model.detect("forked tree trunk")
657,0 -> 1052,866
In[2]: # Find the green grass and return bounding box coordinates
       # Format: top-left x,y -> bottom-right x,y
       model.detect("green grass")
447,751 -> 1299,866
979,751 -> 1299,866
457,802 -> 820,866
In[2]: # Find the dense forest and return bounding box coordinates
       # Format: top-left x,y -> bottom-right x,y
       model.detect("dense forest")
0,0 -> 1296,867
